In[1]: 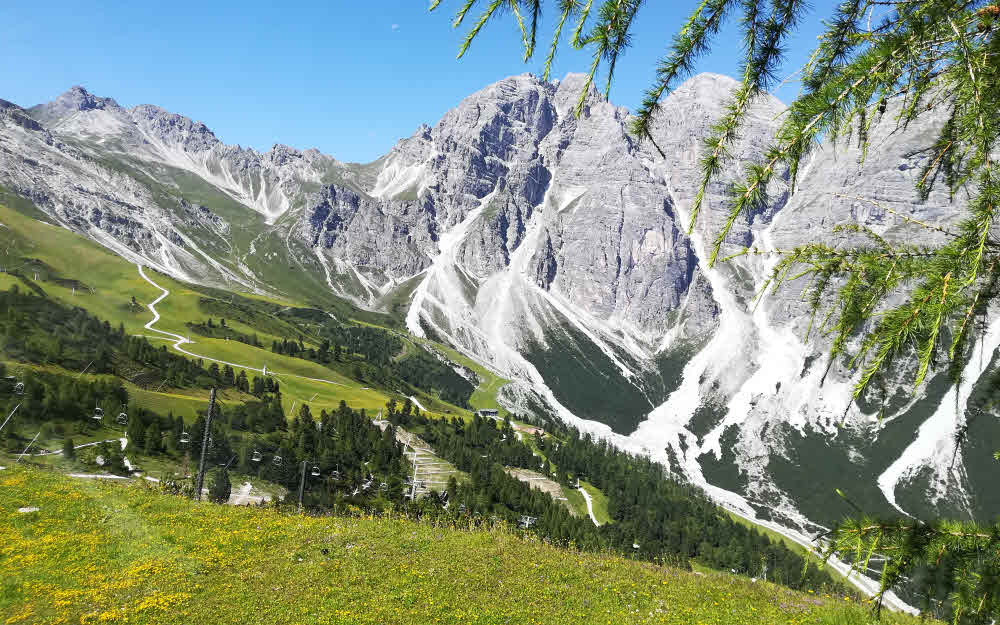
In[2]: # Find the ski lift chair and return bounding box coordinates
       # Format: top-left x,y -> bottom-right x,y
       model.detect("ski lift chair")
311,465 -> 321,477
13,382 -> 24,396
179,430 -> 191,444
272,455 -> 283,466
93,407 -> 104,421
116,412 -> 128,425
251,450 -> 263,462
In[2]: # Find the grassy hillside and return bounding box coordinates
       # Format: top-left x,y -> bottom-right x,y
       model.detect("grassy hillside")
580,480 -> 613,525
0,466 -> 929,625
0,200 -> 501,422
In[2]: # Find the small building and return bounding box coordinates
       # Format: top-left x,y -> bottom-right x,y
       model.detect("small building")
475,408 -> 500,419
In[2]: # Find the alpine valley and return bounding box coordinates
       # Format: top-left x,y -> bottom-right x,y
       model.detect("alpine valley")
2,71 -> 997,541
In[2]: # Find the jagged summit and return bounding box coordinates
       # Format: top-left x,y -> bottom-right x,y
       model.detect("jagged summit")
29,85 -> 122,125
663,72 -> 786,115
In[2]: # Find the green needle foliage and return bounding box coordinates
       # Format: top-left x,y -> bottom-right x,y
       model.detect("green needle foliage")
432,0 -> 1000,621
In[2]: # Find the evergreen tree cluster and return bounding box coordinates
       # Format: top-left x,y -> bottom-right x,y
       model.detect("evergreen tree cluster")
186,317 -> 262,348
547,428 -> 837,590
227,399 -> 411,509
387,406 -> 847,595
124,405 -> 197,458
0,285 -> 234,390
0,367 -> 128,452
271,329 -> 474,407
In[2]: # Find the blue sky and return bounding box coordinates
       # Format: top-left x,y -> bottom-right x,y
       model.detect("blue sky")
0,1 -> 833,163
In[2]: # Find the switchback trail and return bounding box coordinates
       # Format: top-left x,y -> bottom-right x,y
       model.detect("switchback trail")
136,264 -> 348,389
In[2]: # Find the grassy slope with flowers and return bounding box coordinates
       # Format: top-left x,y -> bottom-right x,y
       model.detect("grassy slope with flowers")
0,467 -> 933,625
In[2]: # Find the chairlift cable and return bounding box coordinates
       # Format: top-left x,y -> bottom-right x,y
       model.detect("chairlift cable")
16,430 -> 41,463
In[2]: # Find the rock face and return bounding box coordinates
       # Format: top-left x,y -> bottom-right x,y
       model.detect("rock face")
1,74 -> 996,535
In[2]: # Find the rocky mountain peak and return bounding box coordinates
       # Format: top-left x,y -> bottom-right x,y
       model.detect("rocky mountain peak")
127,104 -> 220,152
664,72 -> 786,116
0,99 -> 43,132
29,85 -> 122,124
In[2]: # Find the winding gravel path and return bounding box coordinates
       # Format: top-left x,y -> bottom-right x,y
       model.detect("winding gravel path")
137,264 -> 347,389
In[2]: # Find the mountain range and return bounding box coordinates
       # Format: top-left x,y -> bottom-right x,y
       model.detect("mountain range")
1,71 -> 997,537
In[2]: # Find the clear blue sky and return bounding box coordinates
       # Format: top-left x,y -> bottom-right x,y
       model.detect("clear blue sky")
0,1 -> 833,163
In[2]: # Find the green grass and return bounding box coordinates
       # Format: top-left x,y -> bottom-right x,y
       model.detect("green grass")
725,511 -> 811,558
562,485 -> 587,518
0,466 -> 931,625
429,342 -> 511,415
580,480 -> 612,525
721,511 -> 855,587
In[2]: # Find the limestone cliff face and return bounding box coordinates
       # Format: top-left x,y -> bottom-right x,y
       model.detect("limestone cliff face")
1,73 -> 996,533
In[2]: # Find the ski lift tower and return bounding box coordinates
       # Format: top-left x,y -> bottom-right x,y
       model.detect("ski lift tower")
194,388 -> 218,502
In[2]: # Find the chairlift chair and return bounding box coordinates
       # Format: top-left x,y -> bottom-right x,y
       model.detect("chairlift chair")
331,470 -> 341,480
116,412 -> 128,425
92,407 -> 104,421
251,450 -> 263,462
13,382 -> 24,396
311,465 -> 321,477
272,455 -> 283,466
179,430 -> 191,444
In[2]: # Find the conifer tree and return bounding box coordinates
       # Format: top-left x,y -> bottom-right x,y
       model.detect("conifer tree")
144,423 -> 161,455
208,467 -> 232,504
433,0 -> 1000,619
